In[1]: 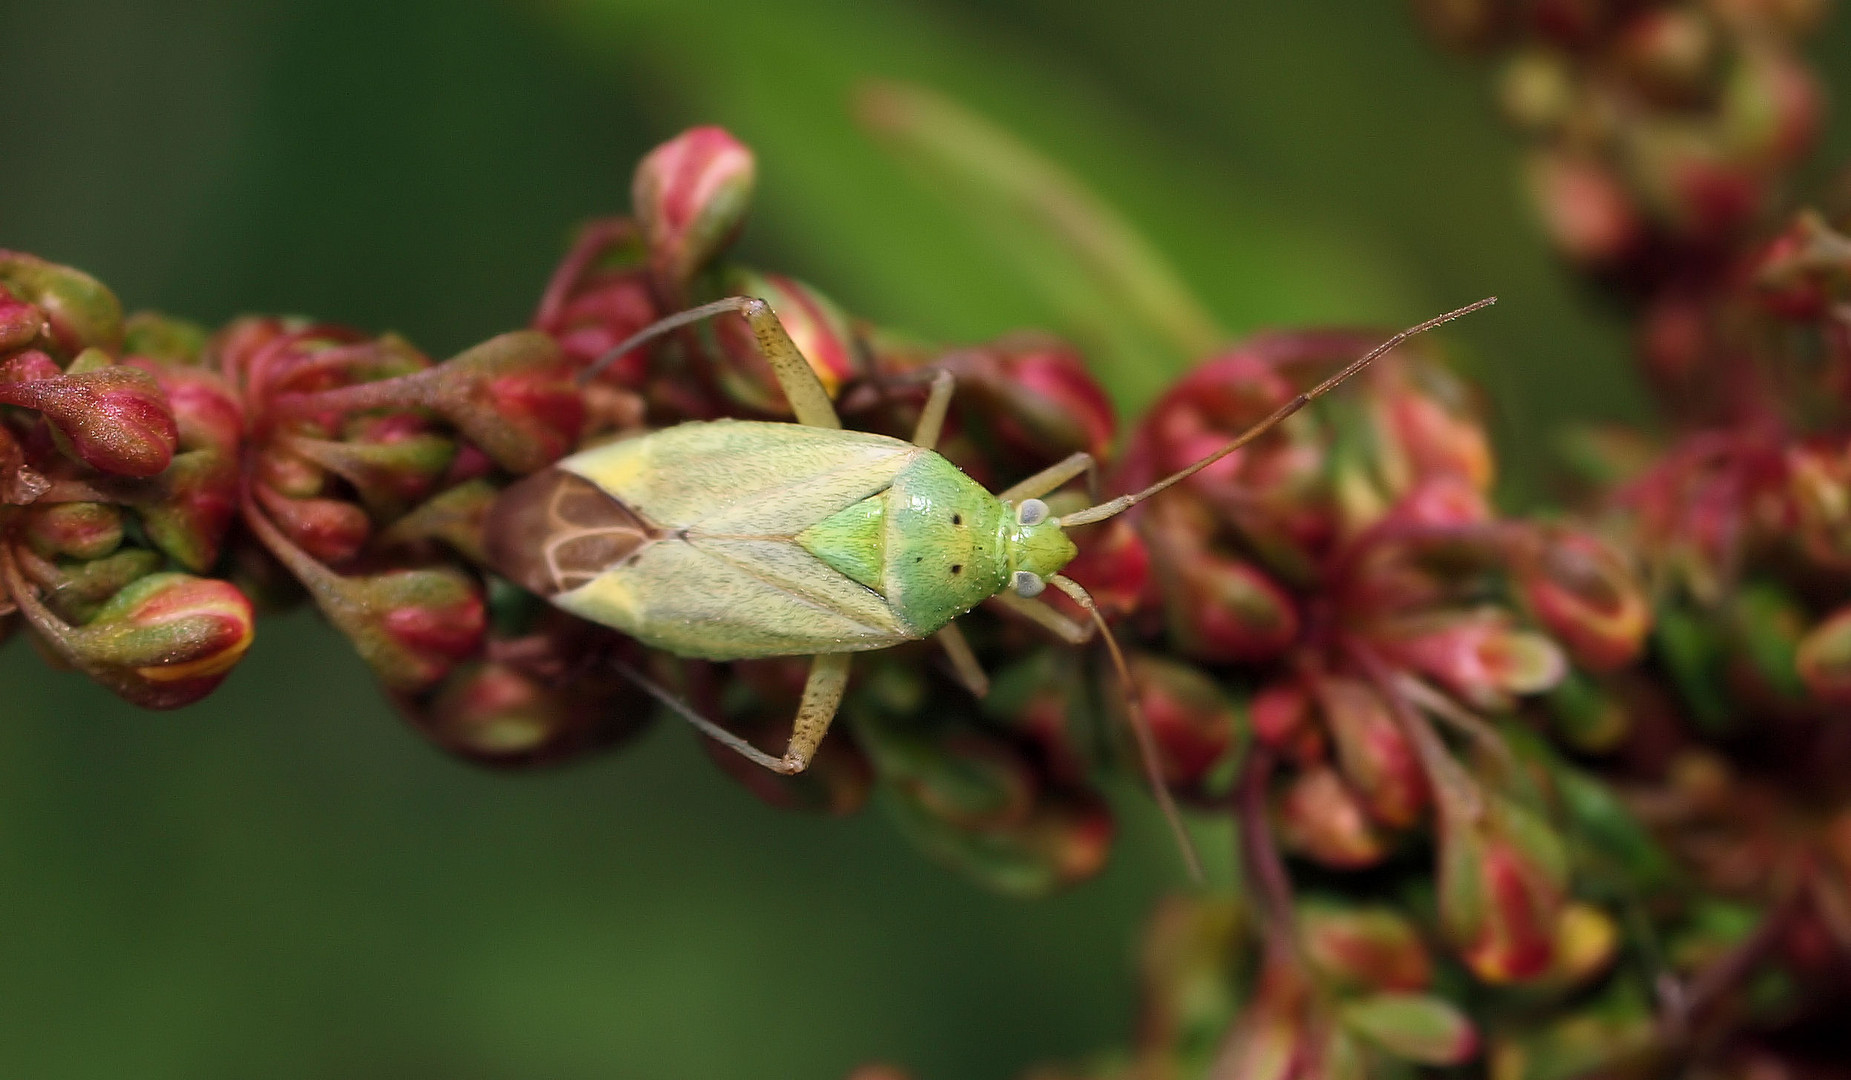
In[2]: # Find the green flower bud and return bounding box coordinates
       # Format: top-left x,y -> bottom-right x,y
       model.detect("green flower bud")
23,501 -> 123,561
0,250 -> 123,355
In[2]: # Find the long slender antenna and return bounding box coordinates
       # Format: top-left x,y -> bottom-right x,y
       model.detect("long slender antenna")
578,297 -> 750,385
1060,296 -> 1497,528
1049,573 -> 1205,884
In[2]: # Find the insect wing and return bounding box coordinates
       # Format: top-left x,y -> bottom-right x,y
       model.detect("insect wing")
560,420 -> 918,534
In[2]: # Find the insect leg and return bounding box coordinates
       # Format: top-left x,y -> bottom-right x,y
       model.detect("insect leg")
581,296 -> 842,430
934,622 -> 990,698
910,370 -> 956,450
775,653 -> 855,774
734,298 -> 845,431
988,590 -> 1094,645
618,653 -> 853,775
997,451 -> 1097,505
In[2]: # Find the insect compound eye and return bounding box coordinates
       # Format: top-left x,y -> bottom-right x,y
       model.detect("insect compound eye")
1012,570 -> 1046,598
1016,498 -> 1050,527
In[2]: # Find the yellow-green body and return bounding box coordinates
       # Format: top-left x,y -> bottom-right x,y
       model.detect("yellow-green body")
543,419 -> 1076,660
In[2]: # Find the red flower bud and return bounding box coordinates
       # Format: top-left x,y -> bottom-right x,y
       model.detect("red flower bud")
1514,529 -> 1650,672
23,501 -> 123,561
1524,153 -> 1641,265
1252,679 -> 1313,750
140,362 -> 243,456
1383,610 -> 1567,711
1059,517 -> 1151,622
343,568 -> 487,692
1315,676 -> 1429,829
1149,500 -> 1300,662
1212,949 -> 1359,1080
633,126 -> 757,297
1371,368 -> 1494,496
712,269 -> 859,411
0,251 -> 123,355
533,219 -> 659,382
255,484 -> 371,567
0,284 -> 45,353
1437,795 -> 1569,983
938,334 -> 1118,462
3,546 -> 253,709
1797,604 -> 1851,705
277,331 -> 582,476
1297,900 -> 1434,994
0,355 -> 178,477
1124,653 -> 1241,796
1277,765 -> 1389,869
140,448 -> 241,571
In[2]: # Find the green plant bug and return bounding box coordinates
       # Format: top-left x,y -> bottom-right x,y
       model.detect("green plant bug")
485,294 -> 1495,877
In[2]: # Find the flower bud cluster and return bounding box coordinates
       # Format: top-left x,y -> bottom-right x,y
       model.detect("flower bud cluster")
1414,0 -> 1824,287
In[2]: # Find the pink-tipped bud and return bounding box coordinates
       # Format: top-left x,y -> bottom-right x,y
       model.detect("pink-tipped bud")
1316,676 -> 1430,829
1524,153 -> 1642,265
1150,503 -> 1301,663
1514,529 -> 1650,672
0,284 -> 45,353
318,566 -> 487,692
1437,795 -> 1569,983
23,501 -> 123,561
0,354 -> 178,477
433,331 -> 584,475
1385,611 -> 1567,710
1251,679 -> 1313,749
141,448 -> 241,572
633,126 -> 757,296
1059,518 -> 1151,623
291,421 -> 457,522
255,485 -> 371,567
1298,900 -> 1434,993
0,251 -> 123,355
940,334 -> 1119,462
19,569 -> 254,709
713,269 -> 859,410
1277,765 -> 1389,869
1125,653 -> 1241,796
1372,369 -> 1494,496
141,363 -> 244,456
1797,605 -> 1851,705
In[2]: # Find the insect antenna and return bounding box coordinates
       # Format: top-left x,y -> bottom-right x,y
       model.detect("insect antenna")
1059,296 -> 1497,529
578,297 -> 755,385
1047,573 -> 1205,884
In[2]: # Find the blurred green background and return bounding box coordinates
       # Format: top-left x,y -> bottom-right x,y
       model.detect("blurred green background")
2,2 -> 1847,1077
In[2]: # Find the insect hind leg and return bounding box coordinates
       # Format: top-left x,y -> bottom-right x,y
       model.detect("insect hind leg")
618,653 -> 852,775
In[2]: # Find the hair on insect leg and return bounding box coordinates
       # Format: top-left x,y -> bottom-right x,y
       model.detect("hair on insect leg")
1046,574 -> 1205,884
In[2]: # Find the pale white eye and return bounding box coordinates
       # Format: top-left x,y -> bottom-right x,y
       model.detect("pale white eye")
1012,570 -> 1046,598
1016,498 -> 1050,526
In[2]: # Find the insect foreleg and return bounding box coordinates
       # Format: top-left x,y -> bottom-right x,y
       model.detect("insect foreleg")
934,622 -> 990,698
989,590 -> 1094,646
581,295 -> 843,430
618,652 -> 853,775
997,451 -> 1097,505
911,370 -> 956,450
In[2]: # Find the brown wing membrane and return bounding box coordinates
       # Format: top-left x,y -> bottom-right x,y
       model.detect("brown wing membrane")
484,467 -> 658,598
